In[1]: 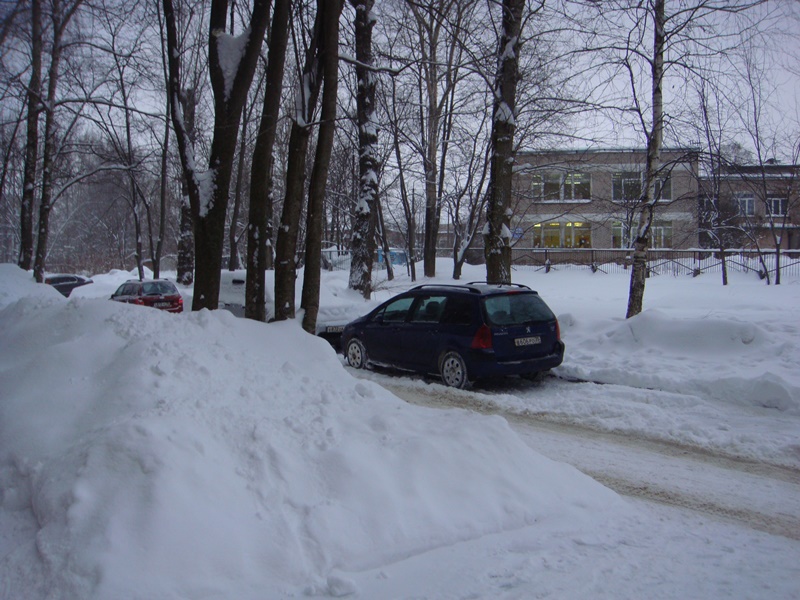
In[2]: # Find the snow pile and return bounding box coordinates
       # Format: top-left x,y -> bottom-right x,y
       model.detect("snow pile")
559,308 -> 800,414
0,265 -> 622,599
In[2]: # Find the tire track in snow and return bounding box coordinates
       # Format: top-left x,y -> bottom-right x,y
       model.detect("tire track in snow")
359,372 -> 800,541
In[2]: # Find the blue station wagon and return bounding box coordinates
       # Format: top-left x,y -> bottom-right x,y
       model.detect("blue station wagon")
341,282 -> 564,388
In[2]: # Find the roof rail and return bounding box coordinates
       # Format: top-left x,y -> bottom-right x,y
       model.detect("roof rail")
466,281 -> 532,291
410,283 -> 482,294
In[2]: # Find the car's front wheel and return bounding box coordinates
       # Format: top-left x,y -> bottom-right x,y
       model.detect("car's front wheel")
346,338 -> 368,369
439,351 -> 469,389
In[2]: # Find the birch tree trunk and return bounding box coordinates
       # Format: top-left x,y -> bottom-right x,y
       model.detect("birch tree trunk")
626,0 -> 665,318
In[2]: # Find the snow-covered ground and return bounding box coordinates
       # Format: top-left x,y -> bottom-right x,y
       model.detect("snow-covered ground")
1,261 -> 799,599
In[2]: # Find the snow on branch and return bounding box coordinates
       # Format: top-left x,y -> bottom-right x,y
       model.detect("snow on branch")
213,27 -> 252,103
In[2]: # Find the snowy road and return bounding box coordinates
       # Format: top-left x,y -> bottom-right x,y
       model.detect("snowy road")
351,369 -> 800,541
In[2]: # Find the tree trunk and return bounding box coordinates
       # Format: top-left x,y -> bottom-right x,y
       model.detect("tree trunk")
154,97 -> 170,279
484,0 -> 524,285
176,88 -> 197,286
376,198 -> 394,281
719,246 -> 728,286
246,0 -> 290,321
34,0 -> 80,282
347,0 -> 379,299
18,0 -> 42,271
626,0 -> 665,318
301,0 -> 342,334
163,0 -> 271,310
273,1 -> 328,322
228,110 -> 248,271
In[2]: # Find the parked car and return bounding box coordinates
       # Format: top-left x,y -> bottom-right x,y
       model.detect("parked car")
45,274 -> 93,297
341,282 -> 564,388
110,279 -> 183,313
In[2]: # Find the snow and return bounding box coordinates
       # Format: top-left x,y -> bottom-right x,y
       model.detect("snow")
2,261 -> 800,599
213,27 -> 251,102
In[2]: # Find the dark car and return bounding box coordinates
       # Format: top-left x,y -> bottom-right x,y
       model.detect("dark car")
110,279 -> 183,313
341,282 -> 564,388
45,274 -> 93,297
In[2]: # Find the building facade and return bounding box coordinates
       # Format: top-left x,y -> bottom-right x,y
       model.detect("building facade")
700,162 -> 800,251
511,148 -> 701,249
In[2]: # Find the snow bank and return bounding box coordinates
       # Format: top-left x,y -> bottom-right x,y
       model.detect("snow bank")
0,265 -> 622,599
559,308 -> 800,415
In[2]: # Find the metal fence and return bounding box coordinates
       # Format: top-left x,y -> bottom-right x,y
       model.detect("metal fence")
325,247 -> 800,280
502,248 -> 800,279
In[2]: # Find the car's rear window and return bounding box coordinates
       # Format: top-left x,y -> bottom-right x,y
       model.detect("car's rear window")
142,282 -> 177,296
482,293 -> 555,326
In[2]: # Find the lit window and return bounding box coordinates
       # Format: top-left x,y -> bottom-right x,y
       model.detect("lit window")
531,222 -> 592,248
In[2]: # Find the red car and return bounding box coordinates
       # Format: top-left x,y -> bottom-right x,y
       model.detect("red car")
110,279 -> 183,313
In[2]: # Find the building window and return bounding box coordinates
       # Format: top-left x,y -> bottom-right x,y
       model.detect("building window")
649,221 -> 673,248
735,192 -> 755,217
612,221 -> 672,248
531,172 -> 591,202
612,172 -> 642,202
564,172 -> 591,200
613,172 -> 671,202
768,197 -> 787,217
612,222 -> 631,248
565,222 -> 592,247
655,176 -> 672,201
532,222 -> 592,248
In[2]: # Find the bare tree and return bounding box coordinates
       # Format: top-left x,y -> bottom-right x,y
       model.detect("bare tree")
484,0 -> 527,285
33,0 -> 86,283
18,0 -> 42,270
346,0 -> 380,298
300,0 -> 343,333
163,0 -> 271,310
245,0 -> 290,321
273,0 -> 335,322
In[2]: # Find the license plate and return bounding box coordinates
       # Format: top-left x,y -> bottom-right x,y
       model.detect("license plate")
155,301 -> 171,308
326,325 -> 345,333
515,336 -> 541,347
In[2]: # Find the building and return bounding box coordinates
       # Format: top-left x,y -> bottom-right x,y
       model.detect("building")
510,148 -> 701,249
700,161 -> 800,251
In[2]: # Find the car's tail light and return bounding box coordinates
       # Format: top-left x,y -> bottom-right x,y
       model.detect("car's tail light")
470,324 -> 493,350
133,297 -> 145,305
555,318 -> 561,341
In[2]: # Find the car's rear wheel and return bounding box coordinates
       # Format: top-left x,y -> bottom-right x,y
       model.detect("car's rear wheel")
346,338 -> 368,369
440,351 -> 468,389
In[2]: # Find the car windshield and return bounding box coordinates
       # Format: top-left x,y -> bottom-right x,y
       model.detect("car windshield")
142,282 -> 176,296
483,293 -> 554,326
